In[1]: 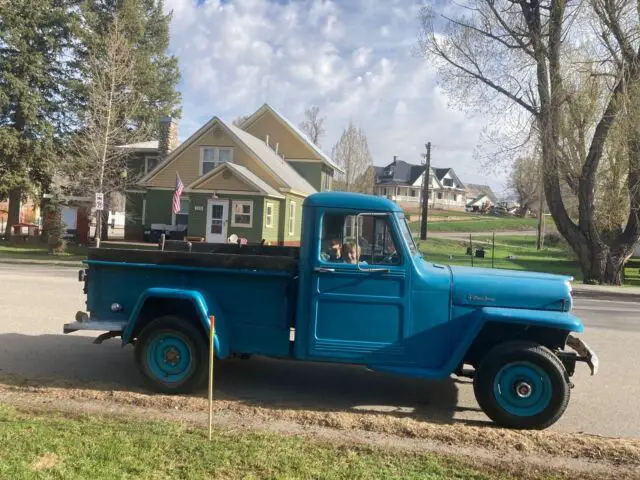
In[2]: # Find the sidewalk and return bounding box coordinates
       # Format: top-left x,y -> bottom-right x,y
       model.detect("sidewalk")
571,283 -> 640,303
0,257 -> 83,268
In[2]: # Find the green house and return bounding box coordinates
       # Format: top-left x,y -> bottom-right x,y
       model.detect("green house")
121,104 -> 341,244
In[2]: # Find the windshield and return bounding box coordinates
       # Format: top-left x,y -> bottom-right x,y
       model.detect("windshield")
397,214 -> 417,255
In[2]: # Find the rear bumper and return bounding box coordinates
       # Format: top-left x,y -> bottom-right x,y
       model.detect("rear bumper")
567,334 -> 599,375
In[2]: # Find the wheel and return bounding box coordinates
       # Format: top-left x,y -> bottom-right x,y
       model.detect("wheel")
473,341 -> 570,430
135,316 -> 207,394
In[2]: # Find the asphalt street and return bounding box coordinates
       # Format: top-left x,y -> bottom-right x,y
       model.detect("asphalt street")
0,263 -> 638,438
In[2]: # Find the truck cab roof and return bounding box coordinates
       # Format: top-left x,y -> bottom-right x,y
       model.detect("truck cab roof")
304,192 -> 403,212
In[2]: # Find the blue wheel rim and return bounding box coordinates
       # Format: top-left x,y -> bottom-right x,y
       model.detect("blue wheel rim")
146,333 -> 193,384
493,361 -> 552,417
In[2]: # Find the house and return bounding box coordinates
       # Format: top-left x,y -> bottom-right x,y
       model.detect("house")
120,104 -> 342,245
373,157 -> 467,210
465,183 -> 498,212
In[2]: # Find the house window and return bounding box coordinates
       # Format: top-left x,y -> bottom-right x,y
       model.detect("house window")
443,178 -> 453,187
437,192 -> 443,200
453,194 -> 458,201
265,202 -> 273,228
410,189 -> 416,197
200,147 -> 233,176
288,201 -> 296,236
322,172 -> 331,191
144,155 -> 159,174
231,200 -> 253,227
172,198 -> 190,226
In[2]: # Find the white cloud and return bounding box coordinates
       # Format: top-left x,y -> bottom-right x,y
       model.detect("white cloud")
163,0 -> 502,192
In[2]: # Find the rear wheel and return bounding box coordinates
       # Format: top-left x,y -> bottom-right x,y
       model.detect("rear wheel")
473,341 -> 570,430
135,316 -> 207,394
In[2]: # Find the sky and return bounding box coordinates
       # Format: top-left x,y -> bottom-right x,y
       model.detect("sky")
162,0 -> 507,195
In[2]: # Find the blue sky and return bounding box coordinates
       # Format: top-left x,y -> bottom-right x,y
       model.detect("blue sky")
163,0 -> 505,193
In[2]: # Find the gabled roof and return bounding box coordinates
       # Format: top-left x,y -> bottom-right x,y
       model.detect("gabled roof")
375,158 -> 441,187
115,140 -> 159,152
139,116 -> 316,196
465,183 -> 497,203
239,103 -> 344,174
433,167 -> 466,189
186,162 -> 284,199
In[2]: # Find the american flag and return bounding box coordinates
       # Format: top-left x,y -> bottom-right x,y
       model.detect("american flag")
172,173 -> 184,214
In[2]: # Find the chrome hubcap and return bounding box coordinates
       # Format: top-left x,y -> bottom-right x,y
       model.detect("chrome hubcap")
515,381 -> 533,398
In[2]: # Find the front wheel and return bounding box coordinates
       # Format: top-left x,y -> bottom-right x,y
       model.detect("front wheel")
473,341 -> 570,430
135,316 -> 207,394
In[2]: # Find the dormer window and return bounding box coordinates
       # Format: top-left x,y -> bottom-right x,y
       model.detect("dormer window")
200,147 -> 233,176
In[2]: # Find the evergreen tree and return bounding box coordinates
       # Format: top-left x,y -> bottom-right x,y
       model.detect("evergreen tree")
0,0 -> 79,237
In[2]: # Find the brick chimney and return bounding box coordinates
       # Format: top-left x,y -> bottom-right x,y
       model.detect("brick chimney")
158,116 -> 179,159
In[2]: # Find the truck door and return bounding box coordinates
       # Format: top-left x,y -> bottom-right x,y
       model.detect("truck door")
307,211 -> 410,364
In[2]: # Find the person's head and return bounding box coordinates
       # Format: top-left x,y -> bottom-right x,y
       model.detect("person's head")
342,241 -> 360,264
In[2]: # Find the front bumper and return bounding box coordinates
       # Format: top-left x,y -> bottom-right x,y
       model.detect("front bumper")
567,334 -> 599,375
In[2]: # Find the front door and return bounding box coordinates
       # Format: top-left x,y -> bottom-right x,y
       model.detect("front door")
206,199 -> 228,243
307,211 -> 409,364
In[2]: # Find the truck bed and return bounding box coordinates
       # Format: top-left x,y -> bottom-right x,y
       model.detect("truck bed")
87,245 -> 299,274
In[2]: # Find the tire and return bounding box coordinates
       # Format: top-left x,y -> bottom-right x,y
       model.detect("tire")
473,341 -> 570,430
135,316 -> 207,395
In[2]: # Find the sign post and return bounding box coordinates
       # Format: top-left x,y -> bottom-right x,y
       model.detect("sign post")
208,315 -> 215,441
95,193 -> 104,244
94,192 -> 104,211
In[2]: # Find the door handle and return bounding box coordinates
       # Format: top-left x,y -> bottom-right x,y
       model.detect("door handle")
314,267 -> 335,273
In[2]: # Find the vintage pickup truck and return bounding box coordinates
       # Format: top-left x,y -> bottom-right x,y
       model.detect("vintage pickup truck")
64,192 -> 598,430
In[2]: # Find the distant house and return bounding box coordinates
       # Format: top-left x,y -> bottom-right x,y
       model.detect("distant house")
119,104 -> 342,245
465,183 -> 498,212
373,157 -> 467,210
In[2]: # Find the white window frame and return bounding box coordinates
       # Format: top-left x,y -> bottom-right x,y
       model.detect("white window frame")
265,201 -> 274,228
200,146 -> 234,176
288,201 -> 296,236
171,197 -> 190,226
231,200 -> 253,228
144,155 -> 159,175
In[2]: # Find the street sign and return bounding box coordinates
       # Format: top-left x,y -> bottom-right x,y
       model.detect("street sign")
95,192 -> 104,211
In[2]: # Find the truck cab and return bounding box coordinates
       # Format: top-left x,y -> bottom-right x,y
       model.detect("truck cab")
65,192 -> 598,430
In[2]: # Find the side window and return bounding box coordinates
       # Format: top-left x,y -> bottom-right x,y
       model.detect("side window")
319,213 -> 400,266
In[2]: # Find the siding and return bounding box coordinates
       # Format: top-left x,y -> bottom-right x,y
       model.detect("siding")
145,189 -> 173,225
145,123 -> 284,191
197,170 -> 258,192
261,198 -> 281,244
288,161 -> 323,191
188,193 -> 266,243
124,192 -> 144,240
243,109 -> 318,160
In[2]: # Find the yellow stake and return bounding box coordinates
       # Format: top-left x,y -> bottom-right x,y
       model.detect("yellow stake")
208,315 -> 215,441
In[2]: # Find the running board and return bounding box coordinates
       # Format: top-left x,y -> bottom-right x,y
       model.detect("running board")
63,321 -> 127,334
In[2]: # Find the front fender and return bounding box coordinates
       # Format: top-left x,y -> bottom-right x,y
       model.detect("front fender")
121,287 -> 230,359
480,306 -> 584,333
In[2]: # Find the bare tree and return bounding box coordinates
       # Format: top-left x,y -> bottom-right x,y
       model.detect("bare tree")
418,1 -> 640,284
299,106 -> 325,147
331,123 -> 373,193
232,115 -> 250,127
509,156 -> 540,216
67,15 -> 142,241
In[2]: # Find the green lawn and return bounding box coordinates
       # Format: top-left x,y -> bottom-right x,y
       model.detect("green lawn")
0,241 -> 157,263
418,235 -> 640,286
0,403 -> 516,480
410,216 -> 537,233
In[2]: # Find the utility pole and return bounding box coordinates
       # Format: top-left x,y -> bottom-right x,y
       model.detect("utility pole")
420,142 -> 431,241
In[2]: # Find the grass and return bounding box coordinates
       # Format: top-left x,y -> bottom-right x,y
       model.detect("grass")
418,235 -> 640,286
0,240 -> 156,263
0,403 -> 514,480
410,215 -> 537,233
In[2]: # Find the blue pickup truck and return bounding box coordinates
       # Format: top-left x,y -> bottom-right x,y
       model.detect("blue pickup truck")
64,192 -> 597,430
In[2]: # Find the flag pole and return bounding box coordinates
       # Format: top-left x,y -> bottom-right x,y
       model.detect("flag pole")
208,315 -> 215,441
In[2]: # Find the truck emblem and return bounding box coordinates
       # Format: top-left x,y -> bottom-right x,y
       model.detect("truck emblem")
468,295 -> 496,302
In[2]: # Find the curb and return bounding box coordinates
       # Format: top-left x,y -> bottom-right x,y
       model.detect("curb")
0,258 -> 83,268
572,289 -> 640,303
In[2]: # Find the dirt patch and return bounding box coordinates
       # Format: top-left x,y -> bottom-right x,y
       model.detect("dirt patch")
30,453 -> 60,471
0,374 -> 639,475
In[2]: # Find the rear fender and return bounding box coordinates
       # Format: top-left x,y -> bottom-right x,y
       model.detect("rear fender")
122,288 -> 230,359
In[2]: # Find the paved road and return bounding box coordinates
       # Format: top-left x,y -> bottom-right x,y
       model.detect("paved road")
0,264 -> 638,438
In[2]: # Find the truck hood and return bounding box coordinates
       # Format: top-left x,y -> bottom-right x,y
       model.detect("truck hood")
449,265 -> 573,311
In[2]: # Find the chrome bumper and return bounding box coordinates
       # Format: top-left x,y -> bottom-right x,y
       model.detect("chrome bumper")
567,334 -> 599,376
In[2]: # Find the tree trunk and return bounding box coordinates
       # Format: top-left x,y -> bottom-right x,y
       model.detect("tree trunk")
576,240 -> 631,285
5,188 -> 23,240
100,195 -> 111,241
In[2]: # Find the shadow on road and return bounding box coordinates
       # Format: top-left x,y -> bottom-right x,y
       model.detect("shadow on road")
0,333 -> 485,426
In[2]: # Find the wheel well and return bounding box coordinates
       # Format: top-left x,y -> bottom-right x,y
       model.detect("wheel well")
131,297 -> 206,341
463,322 -> 569,368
